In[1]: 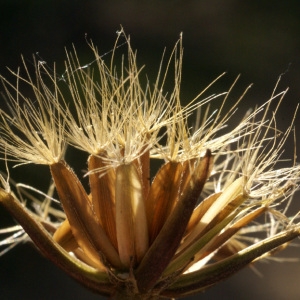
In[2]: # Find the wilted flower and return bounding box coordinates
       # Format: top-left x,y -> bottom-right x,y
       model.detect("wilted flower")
0,29 -> 300,299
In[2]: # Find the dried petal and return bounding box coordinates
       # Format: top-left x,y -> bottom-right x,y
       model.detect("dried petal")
53,219 -> 78,252
88,154 -> 118,250
50,161 -> 122,269
136,150 -> 213,293
146,161 -> 185,242
115,162 -> 149,267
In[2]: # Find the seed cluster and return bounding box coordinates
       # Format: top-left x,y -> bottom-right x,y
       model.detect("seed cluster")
0,30 -> 300,299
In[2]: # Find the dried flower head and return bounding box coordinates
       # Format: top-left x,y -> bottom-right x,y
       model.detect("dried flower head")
0,29 -> 300,299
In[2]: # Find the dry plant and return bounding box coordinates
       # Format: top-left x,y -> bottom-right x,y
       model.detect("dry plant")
0,29 -> 300,299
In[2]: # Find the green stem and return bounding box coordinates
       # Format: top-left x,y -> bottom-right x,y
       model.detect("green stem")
0,188 -> 113,296
163,226 -> 300,298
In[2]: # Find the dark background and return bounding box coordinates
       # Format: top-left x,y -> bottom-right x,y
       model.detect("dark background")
1,1 -> 300,299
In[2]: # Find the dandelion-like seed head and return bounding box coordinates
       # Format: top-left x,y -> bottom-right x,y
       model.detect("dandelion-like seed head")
0,59 -> 65,165
0,29 -> 300,299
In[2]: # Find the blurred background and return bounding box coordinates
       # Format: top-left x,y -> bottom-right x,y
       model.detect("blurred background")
0,1 -> 300,299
